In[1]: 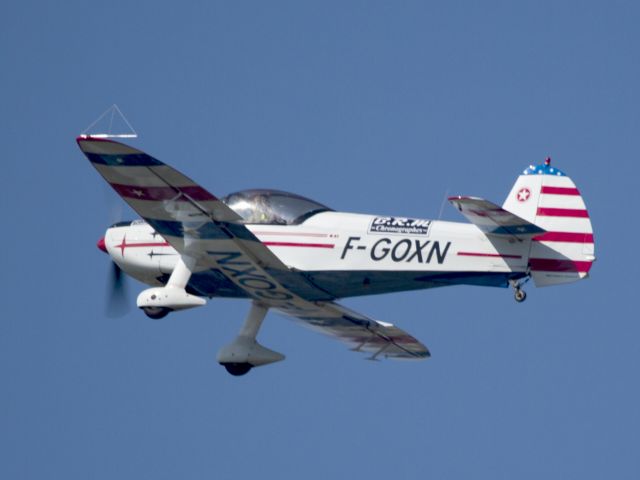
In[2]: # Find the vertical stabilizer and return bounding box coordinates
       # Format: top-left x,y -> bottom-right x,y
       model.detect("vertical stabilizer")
503,159 -> 595,287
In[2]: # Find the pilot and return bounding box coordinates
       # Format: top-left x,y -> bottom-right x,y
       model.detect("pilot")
252,195 -> 271,223
248,194 -> 286,224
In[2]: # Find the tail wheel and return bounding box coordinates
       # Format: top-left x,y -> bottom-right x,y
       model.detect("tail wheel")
514,289 -> 527,303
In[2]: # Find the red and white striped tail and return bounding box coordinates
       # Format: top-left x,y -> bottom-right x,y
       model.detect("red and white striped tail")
502,160 -> 595,287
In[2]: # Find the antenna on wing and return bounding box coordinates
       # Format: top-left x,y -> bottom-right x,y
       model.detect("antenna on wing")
80,104 -> 138,139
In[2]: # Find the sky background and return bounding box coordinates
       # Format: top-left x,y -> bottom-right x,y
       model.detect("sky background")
2,1 -> 639,478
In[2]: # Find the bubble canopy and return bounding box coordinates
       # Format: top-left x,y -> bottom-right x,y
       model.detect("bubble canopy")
221,189 -> 333,225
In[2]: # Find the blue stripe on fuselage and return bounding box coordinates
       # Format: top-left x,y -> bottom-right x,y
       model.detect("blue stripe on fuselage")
183,269 -> 527,301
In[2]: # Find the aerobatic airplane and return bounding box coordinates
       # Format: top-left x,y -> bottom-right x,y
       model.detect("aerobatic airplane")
78,136 -> 595,376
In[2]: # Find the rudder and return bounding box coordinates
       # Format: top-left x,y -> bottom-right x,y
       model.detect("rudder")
502,159 -> 595,287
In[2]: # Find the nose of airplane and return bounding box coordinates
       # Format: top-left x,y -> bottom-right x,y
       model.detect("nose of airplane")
97,237 -> 107,253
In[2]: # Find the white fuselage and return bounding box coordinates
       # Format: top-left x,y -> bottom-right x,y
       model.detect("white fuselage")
104,211 -> 529,299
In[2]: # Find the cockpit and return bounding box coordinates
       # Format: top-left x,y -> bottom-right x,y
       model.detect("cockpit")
221,189 -> 332,225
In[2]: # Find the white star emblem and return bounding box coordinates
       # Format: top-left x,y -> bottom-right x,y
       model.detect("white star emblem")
132,189 -> 145,198
517,187 -> 531,202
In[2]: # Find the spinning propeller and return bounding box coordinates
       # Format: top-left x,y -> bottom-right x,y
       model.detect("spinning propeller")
98,236 -> 131,317
99,187 -> 133,317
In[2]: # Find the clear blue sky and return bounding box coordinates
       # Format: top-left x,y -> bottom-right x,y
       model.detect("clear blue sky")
2,1 -> 638,478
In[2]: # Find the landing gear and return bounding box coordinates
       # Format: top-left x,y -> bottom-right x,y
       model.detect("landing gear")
217,302 -> 285,376
223,362 -> 253,376
142,306 -> 171,319
137,257 -> 206,318
509,277 -> 529,303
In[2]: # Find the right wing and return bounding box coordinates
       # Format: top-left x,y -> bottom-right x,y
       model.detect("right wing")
275,301 -> 430,360
78,136 -> 429,361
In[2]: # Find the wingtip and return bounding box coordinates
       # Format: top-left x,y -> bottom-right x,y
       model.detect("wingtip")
76,135 -> 144,157
76,134 -> 116,145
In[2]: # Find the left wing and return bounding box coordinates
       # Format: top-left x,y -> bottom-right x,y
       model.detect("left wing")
78,136 -> 429,360
77,135 -> 287,271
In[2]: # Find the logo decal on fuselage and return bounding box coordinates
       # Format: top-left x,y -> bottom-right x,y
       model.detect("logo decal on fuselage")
369,217 -> 432,236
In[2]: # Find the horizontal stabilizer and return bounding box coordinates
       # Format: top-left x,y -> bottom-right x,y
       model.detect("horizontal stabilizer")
449,196 -> 545,240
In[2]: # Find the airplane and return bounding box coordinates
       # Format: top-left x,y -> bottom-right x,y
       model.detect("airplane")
77,136 -> 595,376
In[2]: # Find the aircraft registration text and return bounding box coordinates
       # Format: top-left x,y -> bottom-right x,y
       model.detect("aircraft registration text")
341,236 -> 451,264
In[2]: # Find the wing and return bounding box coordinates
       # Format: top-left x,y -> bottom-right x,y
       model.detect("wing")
448,196 -> 546,240
77,136 -> 287,270
78,136 -> 429,360
274,301 -> 429,360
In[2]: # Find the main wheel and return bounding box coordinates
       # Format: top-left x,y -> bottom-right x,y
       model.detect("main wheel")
142,306 -> 171,319
222,362 -> 253,376
514,289 -> 527,303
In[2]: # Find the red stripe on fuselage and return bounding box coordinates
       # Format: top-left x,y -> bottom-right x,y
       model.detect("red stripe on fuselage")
537,207 -> 589,218
457,252 -> 522,259
110,183 -> 217,201
263,241 -> 334,249
533,232 -> 594,243
540,186 -> 581,195
529,258 -> 592,273
119,242 -> 170,248
114,238 -> 170,256
254,231 -> 330,238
